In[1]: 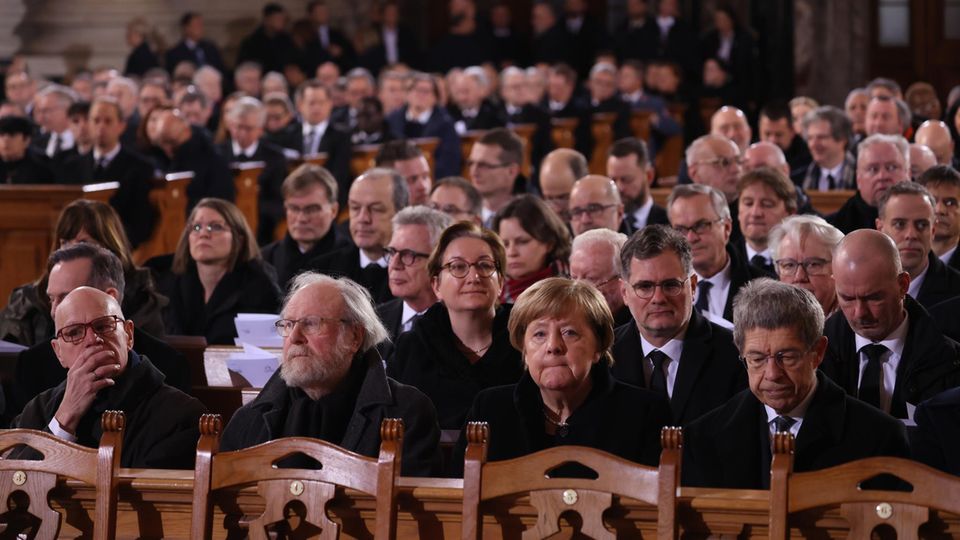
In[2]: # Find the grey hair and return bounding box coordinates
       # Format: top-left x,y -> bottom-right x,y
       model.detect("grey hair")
235,61 -> 263,75
732,278 -> 825,352
572,228 -> 628,276
462,66 -> 489,89
845,87 -> 868,109
262,72 -> 289,93
769,214 -> 844,262
392,205 -> 454,247
667,184 -> 731,221
227,96 -> 266,126
801,106 -> 852,144
619,224 -> 693,279
194,65 -> 222,84
37,84 -> 78,107
877,181 -> 936,219
283,272 -> 389,353
684,133 -> 733,167
500,66 -> 525,80
346,67 -> 376,88
356,167 -> 409,212
589,62 -> 617,79
107,76 -> 139,96
263,91 -> 294,114
858,133 -> 910,171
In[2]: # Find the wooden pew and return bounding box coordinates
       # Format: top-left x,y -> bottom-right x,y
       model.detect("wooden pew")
459,130 -> 487,177
511,123 -> 536,179
589,112 -> 618,174
699,96 -> 723,130
650,188 -> 855,217
630,110 -> 653,141
550,117 -> 578,150
352,143 -> 381,177
131,172 -> 192,265
0,182 -> 117,307
413,137 -> 440,176
655,103 -> 688,178
230,162 -> 264,235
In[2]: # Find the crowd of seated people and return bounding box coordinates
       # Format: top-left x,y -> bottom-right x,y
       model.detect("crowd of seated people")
2,0 -> 960,499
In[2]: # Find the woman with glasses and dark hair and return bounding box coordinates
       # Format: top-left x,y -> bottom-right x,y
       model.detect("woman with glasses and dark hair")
491,194 -> 572,303
387,221 -> 523,430
147,198 -> 282,344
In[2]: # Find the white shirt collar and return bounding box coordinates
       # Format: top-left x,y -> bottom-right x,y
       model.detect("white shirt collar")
549,100 -> 566,112
93,144 -> 121,163
638,333 -> 684,363
695,256 -> 732,320
745,244 -> 772,266
406,108 -> 432,124
764,375 -> 818,438
232,140 -> 259,158
940,244 -> 958,266
907,263 -> 929,300
302,120 -> 328,137
400,301 -> 425,333
359,249 -> 388,269
630,196 -> 654,228
622,90 -> 644,103
854,311 -> 910,359
506,103 -> 522,116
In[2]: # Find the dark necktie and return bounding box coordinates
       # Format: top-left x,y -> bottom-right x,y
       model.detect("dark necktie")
94,157 -> 107,179
773,415 -> 796,434
694,280 -> 712,313
647,350 -> 670,398
859,344 -> 888,410
303,128 -> 316,156
827,174 -> 836,190
750,254 -> 769,270
194,45 -> 206,66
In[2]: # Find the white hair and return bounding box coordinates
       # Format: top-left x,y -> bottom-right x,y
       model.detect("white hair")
571,228 -> 628,275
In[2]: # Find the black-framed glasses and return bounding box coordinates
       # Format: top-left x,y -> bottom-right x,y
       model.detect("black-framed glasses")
775,258 -> 832,277
56,315 -> 124,344
630,277 -> 690,298
466,159 -> 511,171
441,259 -> 499,278
698,156 -> 743,169
569,203 -> 617,220
284,203 -> 327,216
190,222 -> 229,234
275,316 -> 353,337
740,348 -> 811,371
428,202 -> 471,216
384,247 -> 430,266
672,218 -> 723,236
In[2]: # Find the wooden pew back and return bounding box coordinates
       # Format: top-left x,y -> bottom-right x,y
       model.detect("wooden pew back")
132,173 -> 192,265
230,162 -> 264,235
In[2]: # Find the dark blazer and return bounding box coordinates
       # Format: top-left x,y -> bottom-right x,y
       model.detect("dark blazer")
618,202 -> 670,236
236,26 -> 297,74
720,244 -> 777,321
0,149 -> 57,184
531,23 -> 572,66
264,121 -> 301,154
8,327 -> 190,420
387,303 -> 523,430
164,39 -> 226,74
447,99 -> 507,132
929,295 -> 960,343
64,147 -> 156,248
451,364 -> 671,476
220,350 -> 443,477
374,298 -> 404,361
542,96 -> 595,163
124,42 -> 160,77
915,252 -> 960,309
288,121 -> 353,207
148,256 -> 282,345
682,372 -> 911,489
730,237 -> 776,275
167,128 -> 235,211
260,228 -> 351,291
385,106 -> 462,178
911,387 -> 960,475
615,18 -> 659,62
590,95 -> 633,141
217,139 -> 289,244
827,191 -> 878,234
821,296 -> 960,418
309,245 -> 394,305
358,25 -> 421,74
502,103 -> 553,184
610,310 -> 747,425
947,248 -> 960,272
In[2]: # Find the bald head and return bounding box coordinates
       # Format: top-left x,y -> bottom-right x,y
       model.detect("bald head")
55,286 -> 124,328
540,148 -> 587,215
834,229 -> 903,280
909,143 -> 938,178
568,174 -> 623,235
710,106 -> 752,151
914,120 -> 955,166
743,142 -> 790,176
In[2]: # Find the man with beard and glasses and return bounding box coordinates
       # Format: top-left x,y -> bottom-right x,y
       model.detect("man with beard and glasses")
607,137 -> 669,235
220,272 -> 442,476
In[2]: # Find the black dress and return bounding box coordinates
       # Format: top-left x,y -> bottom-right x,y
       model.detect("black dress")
387,302 -> 523,430
450,363 -> 671,476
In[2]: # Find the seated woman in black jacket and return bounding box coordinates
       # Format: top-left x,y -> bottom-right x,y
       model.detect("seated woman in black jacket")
149,197 -> 282,344
387,221 -> 524,431
452,277 -> 672,475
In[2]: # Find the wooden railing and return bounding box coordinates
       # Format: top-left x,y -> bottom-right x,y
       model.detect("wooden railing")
651,188 -> 855,217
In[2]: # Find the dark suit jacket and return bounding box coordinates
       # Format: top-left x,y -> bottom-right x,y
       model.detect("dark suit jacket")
236,26 -> 297,74
591,95 -> 633,141
682,372 -> 911,489
289,121 -> 353,207
911,387 -> 960,475
64,147 -> 156,248
618,202 -> 670,236
531,23 -> 572,66
947,248 -> 960,272
821,296 -> 960,418
0,149 -> 57,184
309,245 -> 394,305
827,191 -> 878,234
502,103 -> 553,185
385,106 -> 462,179
8,327 -> 190,421
167,128 -> 235,210
447,99 -> 507,132
217,139 -> 288,244
929,295 -> 960,343
614,18 -> 659,63
374,298 -> 404,361
730,237 -> 775,275
915,252 -> 960,309
260,228 -> 351,291
164,39 -> 226,74
359,25 -> 420,74
720,244 -> 776,321
610,310 -> 748,425
124,42 -> 160,77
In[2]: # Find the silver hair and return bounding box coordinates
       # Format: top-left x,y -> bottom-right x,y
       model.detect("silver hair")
667,184 -> 731,221
37,84 -> 78,107
684,133 -> 732,167
107,76 -> 139,96
346,67 -> 376,88
845,87 -> 868,109
194,65 -> 222,84
283,272 -> 389,353
263,91 -> 294,114
768,214 -> 844,262
572,228 -> 628,275
732,278 -> 825,352
227,96 -> 266,126
858,133 -> 910,171
392,205 -> 454,247
235,61 -> 262,76
462,66 -> 489,89
589,62 -> 617,79
262,72 -> 289,93
500,66 -> 525,80
355,167 -> 410,212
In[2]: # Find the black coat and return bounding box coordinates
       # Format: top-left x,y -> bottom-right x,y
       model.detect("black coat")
164,39 -> 226,74
375,298 -> 405,343
542,97 -> 595,163
63,147 -> 156,248
618,202 -> 670,236
387,303 -> 523,430
911,387 -> 960,476
286,122 -> 353,208
236,26 -> 297,74
611,310 -> 747,425
821,296 -> 960,418
531,23 -> 572,66
0,149 -> 57,184
385,106 -> 462,179
124,42 -> 160,77
261,228 -> 351,291
929,295 -> 960,343
217,139 -> 289,244
590,95 -> 633,141
8,327 -> 190,421
358,25 -> 421,74
11,352 -> 206,469
447,99 -> 507,132
430,30 -> 494,73
614,18 -> 659,63
149,256 -> 282,345
948,248 -> 960,272
914,252 -> 960,309
167,128 -> 235,211
451,363 -> 671,476
682,372 -> 910,489
718,244 -> 776,321
308,245 -> 393,305
220,349 -> 443,477
827,191 -> 878,234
